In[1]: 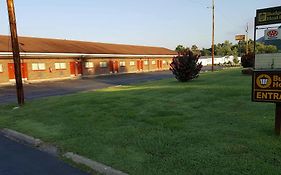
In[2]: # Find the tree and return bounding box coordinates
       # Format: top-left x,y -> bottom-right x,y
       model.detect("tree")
265,45 -> 278,53
191,45 -> 200,55
170,50 -> 202,82
175,45 -> 186,54
200,48 -> 211,56
215,43 -> 224,56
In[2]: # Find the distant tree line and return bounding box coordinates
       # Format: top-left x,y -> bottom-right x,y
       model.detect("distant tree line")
175,40 -> 278,57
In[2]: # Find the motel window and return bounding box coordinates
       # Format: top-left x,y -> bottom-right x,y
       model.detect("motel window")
55,63 -> 66,70
144,61 -> 148,65
100,62 -> 108,68
130,61 -> 135,66
85,62 -> 94,68
152,60 -> 156,65
120,61 -> 126,67
32,63 -> 46,71
0,64 -> 3,73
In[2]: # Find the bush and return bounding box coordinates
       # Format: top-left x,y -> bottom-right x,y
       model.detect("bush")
170,50 -> 203,82
241,52 -> 254,68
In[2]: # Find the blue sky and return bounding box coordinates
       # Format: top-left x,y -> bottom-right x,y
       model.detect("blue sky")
0,0 -> 280,49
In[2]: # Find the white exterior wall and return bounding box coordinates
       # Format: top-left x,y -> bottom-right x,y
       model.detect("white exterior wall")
199,56 -> 241,66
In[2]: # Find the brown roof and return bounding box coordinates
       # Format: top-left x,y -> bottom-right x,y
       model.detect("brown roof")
0,35 -> 176,55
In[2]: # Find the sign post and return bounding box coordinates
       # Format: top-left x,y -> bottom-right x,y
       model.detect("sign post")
253,6 -> 281,135
275,103 -> 281,135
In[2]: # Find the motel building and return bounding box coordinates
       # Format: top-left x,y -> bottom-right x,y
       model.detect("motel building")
0,35 -> 177,84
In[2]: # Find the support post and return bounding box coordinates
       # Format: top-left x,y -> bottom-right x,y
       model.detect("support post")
246,23 -> 249,54
211,0 -> 215,72
7,0 -> 24,106
275,103 -> 281,135
253,17 -> 257,57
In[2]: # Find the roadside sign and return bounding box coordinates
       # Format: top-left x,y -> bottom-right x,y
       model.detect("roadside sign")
235,35 -> 246,41
254,6 -> 281,136
256,6 -> 281,26
252,70 -> 281,103
264,28 -> 281,40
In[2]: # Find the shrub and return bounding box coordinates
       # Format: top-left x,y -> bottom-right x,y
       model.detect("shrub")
170,50 -> 202,82
241,52 -> 254,68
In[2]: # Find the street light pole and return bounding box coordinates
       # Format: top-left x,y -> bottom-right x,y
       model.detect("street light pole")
211,0 -> 215,72
7,0 -> 25,106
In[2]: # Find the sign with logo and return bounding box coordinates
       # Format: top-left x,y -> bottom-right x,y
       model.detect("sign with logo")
253,71 -> 281,103
256,6 -> 281,26
235,35 -> 246,41
265,28 -> 281,40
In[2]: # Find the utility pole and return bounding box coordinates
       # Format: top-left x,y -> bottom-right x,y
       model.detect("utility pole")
7,0 -> 25,106
211,0 -> 215,72
245,23 -> 249,54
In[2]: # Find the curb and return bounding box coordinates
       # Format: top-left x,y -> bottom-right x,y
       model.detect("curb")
0,128 -> 42,147
64,152 -> 128,175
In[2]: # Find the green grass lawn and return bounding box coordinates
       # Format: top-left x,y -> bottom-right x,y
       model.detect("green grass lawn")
0,69 -> 280,175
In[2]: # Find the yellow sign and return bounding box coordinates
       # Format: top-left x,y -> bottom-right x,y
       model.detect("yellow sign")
235,35 -> 246,41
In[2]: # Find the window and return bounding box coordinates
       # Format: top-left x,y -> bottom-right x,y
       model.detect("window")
120,61 -> 126,67
0,64 -> 3,73
130,61 -> 135,66
85,62 -> 94,68
55,63 -> 66,70
32,63 -> 46,71
144,61 -> 148,65
100,62 -> 108,68
152,60 -> 156,65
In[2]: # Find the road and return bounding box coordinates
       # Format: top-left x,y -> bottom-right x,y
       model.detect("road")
0,66 -> 222,104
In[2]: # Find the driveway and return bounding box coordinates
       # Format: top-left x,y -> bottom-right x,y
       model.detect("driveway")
0,66 -> 222,104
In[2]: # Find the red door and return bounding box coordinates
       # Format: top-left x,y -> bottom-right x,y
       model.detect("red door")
70,62 -> 76,75
8,63 -> 28,80
137,60 -> 144,71
77,62 -> 82,75
157,60 -> 163,70
109,60 -> 119,73
113,61 -> 119,73
70,62 -> 82,76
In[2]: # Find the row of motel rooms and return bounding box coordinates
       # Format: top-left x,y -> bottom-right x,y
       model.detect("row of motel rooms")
0,35 -> 177,84
0,57 -> 173,84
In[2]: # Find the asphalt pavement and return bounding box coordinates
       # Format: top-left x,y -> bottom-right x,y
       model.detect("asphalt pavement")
0,67 -> 222,104
0,135 -> 90,175
0,71 -> 173,104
